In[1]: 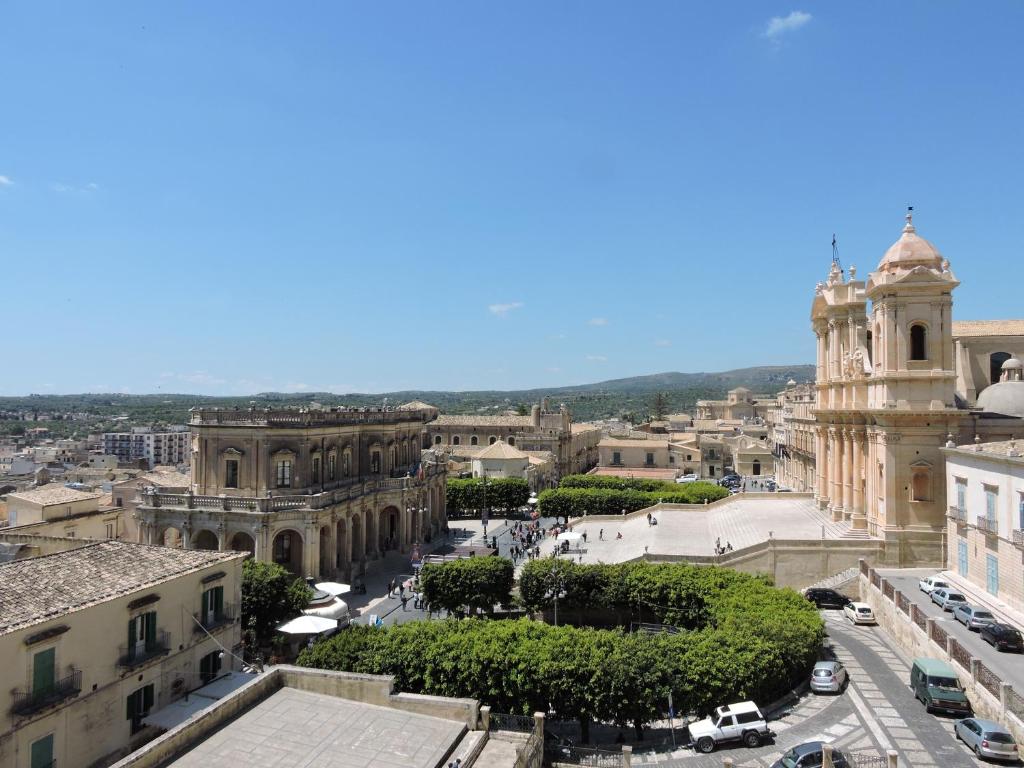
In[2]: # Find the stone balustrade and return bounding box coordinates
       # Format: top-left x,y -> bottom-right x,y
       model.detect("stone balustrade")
188,405 -> 436,428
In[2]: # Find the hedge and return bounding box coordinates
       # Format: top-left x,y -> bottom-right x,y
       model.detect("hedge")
420,556 -> 514,615
446,477 -> 530,516
298,560 -> 822,741
536,482 -> 727,517
559,475 -> 681,492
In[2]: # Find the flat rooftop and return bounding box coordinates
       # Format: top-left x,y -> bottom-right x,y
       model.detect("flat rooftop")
164,686 -> 465,768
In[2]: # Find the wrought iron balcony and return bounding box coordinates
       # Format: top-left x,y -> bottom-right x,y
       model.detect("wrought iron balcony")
193,604 -> 236,634
1013,530 -> 1024,548
976,515 -> 998,534
947,505 -> 967,523
10,669 -> 82,716
117,630 -> 171,669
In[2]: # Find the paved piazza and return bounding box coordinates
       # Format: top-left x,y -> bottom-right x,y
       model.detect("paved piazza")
562,497 -> 851,562
165,687 -> 465,768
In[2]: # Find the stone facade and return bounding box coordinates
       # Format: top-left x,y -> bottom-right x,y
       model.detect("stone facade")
944,440 -> 1024,610
767,381 -> 817,491
133,406 -> 447,582
810,211 -> 1024,565
429,399 -> 600,479
695,387 -> 773,421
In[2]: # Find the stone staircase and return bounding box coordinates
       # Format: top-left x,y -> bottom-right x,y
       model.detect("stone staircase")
805,566 -> 861,591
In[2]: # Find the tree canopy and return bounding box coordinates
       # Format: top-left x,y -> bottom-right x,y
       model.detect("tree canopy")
241,559 -> 314,645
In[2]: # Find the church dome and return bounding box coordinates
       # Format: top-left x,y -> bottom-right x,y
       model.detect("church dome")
877,210 -> 944,272
977,358 -> 1024,417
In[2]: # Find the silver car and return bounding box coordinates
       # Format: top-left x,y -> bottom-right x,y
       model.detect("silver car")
953,604 -> 996,631
931,588 -> 968,612
954,717 -> 1018,761
810,661 -> 848,694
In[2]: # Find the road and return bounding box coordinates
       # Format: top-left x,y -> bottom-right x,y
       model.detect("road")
622,609 -> 986,767
879,568 -> 1024,697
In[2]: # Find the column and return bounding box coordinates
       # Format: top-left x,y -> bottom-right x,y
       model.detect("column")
815,330 -> 826,383
304,522 -> 318,578
851,432 -> 866,530
842,430 -> 853,521
328,518 -> 338,577
822,428 -> 833,510
831,429 -> 844,519
815,428 -> 827,505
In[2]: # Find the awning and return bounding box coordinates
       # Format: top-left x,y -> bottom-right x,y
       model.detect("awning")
277,615 -> 337,634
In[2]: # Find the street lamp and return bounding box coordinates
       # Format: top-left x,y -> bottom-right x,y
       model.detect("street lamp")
546,562 -> 568,627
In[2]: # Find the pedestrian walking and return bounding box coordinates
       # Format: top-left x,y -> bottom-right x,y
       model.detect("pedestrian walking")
582,531 -> 587,543
401,594 -> 409,611
599,528 -> 604,540
388,579 -> 395,598
646,512 -> 652,526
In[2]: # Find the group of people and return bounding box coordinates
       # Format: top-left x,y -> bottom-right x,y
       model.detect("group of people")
387,576 -> 427,613
507,519 -> 546,563
713,536 -> 734,555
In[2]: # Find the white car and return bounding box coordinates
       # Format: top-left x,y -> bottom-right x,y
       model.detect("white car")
843,602 -> 875,625
686,701 -> 773,753
919,575 -> 950,594
675,474 -> 699,484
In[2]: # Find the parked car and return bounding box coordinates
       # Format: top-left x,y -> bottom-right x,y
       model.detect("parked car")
931,588 -> 969,612
810,661 -> 848,694
775,485 -> 793,492
675,474 -> 699,484
803,588 -> 852,610
919,575 -> 951,594
980,623 -> 1024,652
910,657 -> 972,715
843,602 -> 875,625
954,717 -> 1019,762
686,701 -> 773,753
952,604 -> 996,631
770,741 -> 850,768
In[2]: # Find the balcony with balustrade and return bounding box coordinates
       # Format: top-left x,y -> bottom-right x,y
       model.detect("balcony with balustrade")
976,515 -> 998,535
117,631 -> 171,670
947,505 -> 967,523
193,604 -> 236,635
10,669 -> 82,717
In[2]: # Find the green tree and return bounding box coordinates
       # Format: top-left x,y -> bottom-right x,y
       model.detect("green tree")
651,392 -> 668,421
420,557 -> 515,616
241,559 -> 314,645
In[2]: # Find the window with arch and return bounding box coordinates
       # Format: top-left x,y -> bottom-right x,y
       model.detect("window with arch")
991,352 -> 1012,384
470,435 -> 478,446
452,436 -> 461,446
371,450 -> 382,474
273,532 -> 292,563
910,324 -> 927,361
489,436 -> 497,445
434,435 -> 442,445
507,437 -> 515,446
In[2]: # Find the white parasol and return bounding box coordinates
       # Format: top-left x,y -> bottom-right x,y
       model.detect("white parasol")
276,615 -> 337,635
315,582 -> 352,597
555,531 -> 583,542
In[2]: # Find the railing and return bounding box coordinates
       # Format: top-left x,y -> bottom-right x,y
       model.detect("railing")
562,746 -> 622,767
117,631 -> 171,669
949,637 -> 972,670
929,621 -> 948,648
849,753 -> 888,768
194,604 -> 236,634
948,505 -> 967,522
514,730 -> 543,768
896,591 -> 910,615
10,669 -> 82,716
870,571 -> 881,589
189,405 -> 436,427
976,515 -> 997,534
1013,529 -> 1024,547
911,603 -> 927,630
489,712 -> 534,733
882,579 -> 894,600
1007,686 -> 1024,721
976,660 -> 1002,697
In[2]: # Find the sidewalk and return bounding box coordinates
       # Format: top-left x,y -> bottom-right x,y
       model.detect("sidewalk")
939,568 -> 1024,629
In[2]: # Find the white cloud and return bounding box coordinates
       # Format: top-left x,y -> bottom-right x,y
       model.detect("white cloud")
0,175 -> 13,186
763,11 -> 811,40
588,317 -> 608,327
654,339 -> 672,347
488,301 -> 524,316
51,181 -> 100,194
586,354 -> 608,362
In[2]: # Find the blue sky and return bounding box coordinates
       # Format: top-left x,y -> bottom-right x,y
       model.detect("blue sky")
2,2 -> 1023,396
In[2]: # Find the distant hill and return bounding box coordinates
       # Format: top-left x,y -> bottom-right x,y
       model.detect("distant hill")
0,364 -> 814,432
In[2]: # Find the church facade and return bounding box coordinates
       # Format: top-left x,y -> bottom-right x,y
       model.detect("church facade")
811,211 -> 1024,564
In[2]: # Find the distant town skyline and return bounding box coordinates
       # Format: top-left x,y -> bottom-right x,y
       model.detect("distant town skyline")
2,2 -> 1023,396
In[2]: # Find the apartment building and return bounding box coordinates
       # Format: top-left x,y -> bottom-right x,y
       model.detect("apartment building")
102,427 -> 190,469
0,541 -> 245,768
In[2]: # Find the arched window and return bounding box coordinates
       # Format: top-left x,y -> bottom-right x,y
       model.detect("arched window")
470,436 -> 478,446
489,436 -> 497,445
452,436 -> 461,446
910,324 -> 927,361
507,437 -> 515,446
991,352 -> 1012,384
434,435 -> 442,445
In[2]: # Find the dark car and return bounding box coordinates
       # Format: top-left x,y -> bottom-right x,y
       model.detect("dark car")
980,623 -> 1024,652
770,741 -> 850,768
803,588 -> 852,610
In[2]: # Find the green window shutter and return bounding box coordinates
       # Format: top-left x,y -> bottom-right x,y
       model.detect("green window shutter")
214,586 -> 224,619
32,648 -> 55,695
200,653 -> 211,680
127,689 -> 138,720
144,612 -> 157,651
143,684 -> 154,711
128,617 -> 137,650
30,734 -> 54,768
